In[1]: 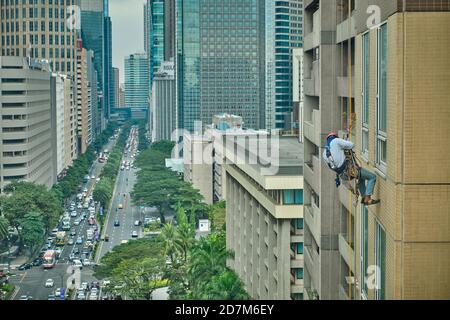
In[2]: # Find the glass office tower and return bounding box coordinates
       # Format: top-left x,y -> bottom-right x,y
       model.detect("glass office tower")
266,0 -> 303,130
179,0 -> 265,132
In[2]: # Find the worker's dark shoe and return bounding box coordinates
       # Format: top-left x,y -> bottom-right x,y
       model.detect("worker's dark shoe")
363,198 -> 380,206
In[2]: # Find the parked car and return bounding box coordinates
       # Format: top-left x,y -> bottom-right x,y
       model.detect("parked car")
131,231 -> 138,238
45,279 -> 54,288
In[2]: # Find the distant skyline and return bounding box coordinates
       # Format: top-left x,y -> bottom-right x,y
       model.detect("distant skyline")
110,0 -> 144,84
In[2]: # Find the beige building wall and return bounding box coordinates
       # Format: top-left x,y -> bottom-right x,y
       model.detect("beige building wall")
76,46 -> 91,154
63,75 -> 77,168
352,12 -> 450,300
183,132 -> 213,205
0,56 -> 54,190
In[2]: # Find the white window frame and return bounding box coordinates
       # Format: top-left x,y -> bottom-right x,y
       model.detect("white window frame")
361,31 -> 370,160
360,206 -> 368,300
375,220 -> 386,300
376,23 -> 388,173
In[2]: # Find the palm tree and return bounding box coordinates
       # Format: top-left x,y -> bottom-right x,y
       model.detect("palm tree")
203,270 -> 249,300
160,221 -> 177,264
187,233 -> 232,297
174,221 -> 195,263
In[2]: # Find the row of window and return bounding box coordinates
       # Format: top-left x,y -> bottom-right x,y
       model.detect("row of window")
361,23 -> 388,173
0,0 -> 72,5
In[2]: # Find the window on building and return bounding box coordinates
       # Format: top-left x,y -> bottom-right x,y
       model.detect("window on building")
360,206 -> 368,299
296,243 -> 303,254
376,23 -> 388,172
375,221 -> 386,300
296,268 -> 303,279
283,189 -> 303,205
296,218 -> 303,230
362,32 -> 370,158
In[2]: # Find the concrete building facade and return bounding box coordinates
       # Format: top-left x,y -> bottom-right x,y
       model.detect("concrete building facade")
302,0 -> 450,300
0,56 -> 54,191
224,135 -> 305,299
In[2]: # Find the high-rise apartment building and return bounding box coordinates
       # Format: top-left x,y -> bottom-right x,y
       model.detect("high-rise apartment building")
224,135 -> 305,299
178,0 -> 265,132
0,0 -> 78,76
62,73 -> 77,170
0,56 -> 54,191
104,11 -> 112,119
265,0 -> 303,130
124,53 -> 149,113
302,0 -> 450,300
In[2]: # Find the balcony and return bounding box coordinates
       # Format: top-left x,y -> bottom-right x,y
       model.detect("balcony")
338,184 -> 357,214
336,15 -> 357,44
337,75 -> 355,98
290,254 -> 304,268
304,10 -> 321,51
303,109 -> 321,147
304,205 -> 320,246
338,233 -> 354,270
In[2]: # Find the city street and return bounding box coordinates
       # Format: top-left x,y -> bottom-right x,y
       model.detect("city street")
97,129 -> 143,262
8,136 -> 117,300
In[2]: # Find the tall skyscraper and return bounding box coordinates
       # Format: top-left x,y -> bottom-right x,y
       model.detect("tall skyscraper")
104,8 -> 113,120
124,53 -> 149,111
112,67 -> 120,108
265,0 -> 303,130
0,0 -> 78,76
144,0 -> 167,89
80,0 -> 106,129
302,0 -> 450,300
178,0 -> 265,132
151,61 -> 176,142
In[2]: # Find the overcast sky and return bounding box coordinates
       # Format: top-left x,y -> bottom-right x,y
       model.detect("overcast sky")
110,0 -> 145,84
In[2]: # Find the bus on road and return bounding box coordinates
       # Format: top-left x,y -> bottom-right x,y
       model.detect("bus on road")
56,231 -> 66,246
42,250 -> 57,269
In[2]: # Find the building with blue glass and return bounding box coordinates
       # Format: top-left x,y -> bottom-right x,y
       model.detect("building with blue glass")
177,0 -> 265,132
265,0 -> 303,130
124,53 -> 149,114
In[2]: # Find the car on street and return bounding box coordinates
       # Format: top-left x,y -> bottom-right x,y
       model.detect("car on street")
91,175 -> 96,179
114,219 -> 120,227
68,237 -> 74,245
76,237 -> 83,244
18,263 -> 32,271
104,234 -> 110,242
96,177 -> 101,182
69,205 -> 75,211
73,259 -> 83,269
134,220 -> 141,226
120,165 -> 125,170
47,294 -> 56,300
19,295 -> 30,300
73,219 -> 81,226
70,211 -> 77,217
82,247 -> 90,255
77,203 -> 82,209
89,293 -> 98,300
55,288 -> 62,297
131,231 -> 138,238
68,253 -> 75,262
73,247 -> 80,255
83,188 -> 88,193
51,228 -> 59,236
117,203 -> 123,209
81,282 -> 88,290
70,229 -> 77,237
82,259 -> 91,266
45,279 -> 54,288
32,258 -> 44,266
